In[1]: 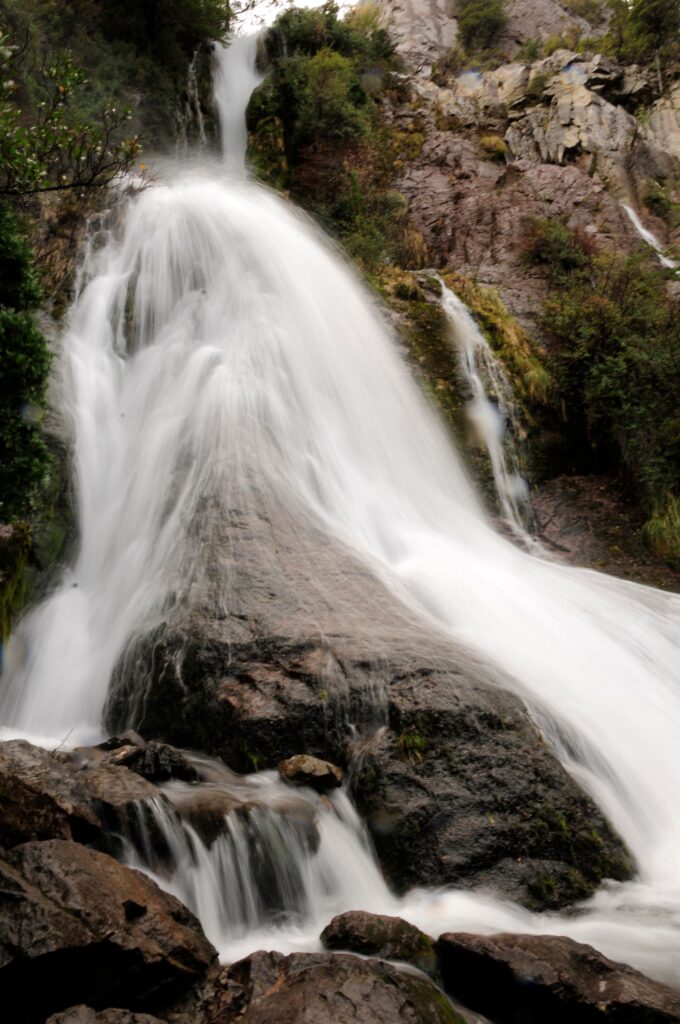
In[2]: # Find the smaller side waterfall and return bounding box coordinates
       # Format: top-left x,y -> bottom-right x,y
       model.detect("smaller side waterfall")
437,279 -> 532,537
622,204 -> 678,270
213,35 -> 263,169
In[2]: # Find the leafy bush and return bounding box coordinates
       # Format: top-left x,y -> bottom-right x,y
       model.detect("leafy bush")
520,217 -> 596,280
248,3 -> 409,272
457,0 -> 507,53
479,134 -> 508,162
0,202 -> 51,520
0,37 -> 138,197
605,0 -> 680,64
525,217 -> 680,563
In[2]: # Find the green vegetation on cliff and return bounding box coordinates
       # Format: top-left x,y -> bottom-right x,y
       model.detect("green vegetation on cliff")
247,3 -> 426,272
0,0 -> 232,144
0,201 -> 50,521
524,217 -> 680,564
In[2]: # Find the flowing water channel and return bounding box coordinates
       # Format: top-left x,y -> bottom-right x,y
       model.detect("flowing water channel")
1,36 -> 680,986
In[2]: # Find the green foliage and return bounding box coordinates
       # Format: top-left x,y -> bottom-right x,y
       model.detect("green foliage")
605,0 -> 680,63
248,3 -> 409,272
561,0 -> 606,24
645,177 -> 680,226
0,35 -> 139,196
0,0 -> 233,147
397,730 -> 428,763
0,202 -> 51,520
521,216 -> 595,281
457,0 -> 507,53
526,217 -> 680,564
479,133 -> 508,162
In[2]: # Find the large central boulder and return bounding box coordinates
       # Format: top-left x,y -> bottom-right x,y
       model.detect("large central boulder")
104,501 -> 631,910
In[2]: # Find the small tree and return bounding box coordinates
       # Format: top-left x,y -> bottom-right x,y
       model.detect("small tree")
0,33 -> 139,196
457,0 -> 508,53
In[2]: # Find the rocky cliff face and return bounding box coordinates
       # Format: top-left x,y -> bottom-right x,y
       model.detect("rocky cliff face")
384,41 -> 678,332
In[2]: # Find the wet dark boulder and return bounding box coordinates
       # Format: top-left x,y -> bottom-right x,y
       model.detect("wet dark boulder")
93,732 -> 200,784
205,949 -> 466,1023
435,932 -> 680,1024
47,1009 -> 165,1024
0,739 -> 101,848
321,910 -> 436,978
0,839 -> 217,1023
278,753 -> 343,792
0,738 -> 164,854
103,505 -> 632,910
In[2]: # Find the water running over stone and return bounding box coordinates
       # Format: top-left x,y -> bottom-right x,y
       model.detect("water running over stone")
622,203 -> 679,270
438,278 -> 532,537
1,34 -> 680,987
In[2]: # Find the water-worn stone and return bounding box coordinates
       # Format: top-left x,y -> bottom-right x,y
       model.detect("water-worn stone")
436,932 -> 680,1023
0,738 -> 165,854
321,911 -> 436,977
0,739 -> 101,847
104,505 -> 632,910
278,753 -> 343,792
0,839 -> 216,1023
47,1008 -> 164,1024
94,732 -> 200,783
205,949 -> 465,1023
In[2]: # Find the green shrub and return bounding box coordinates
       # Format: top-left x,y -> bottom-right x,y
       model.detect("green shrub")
0,203 -> 51,520
529,217 -> 680,563
645,178 -> 679,225
248,3 -> 405,272
479,134 -> 508,162
521,217 -> 595,281
457,0 -> 507,53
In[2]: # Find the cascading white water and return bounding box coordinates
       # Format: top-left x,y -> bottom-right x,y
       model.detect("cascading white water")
2,34 -> 680,985
623,203 -> 678,270
123,758 -> 395,963
213,36 -> 263,167
438,278 -> 532,536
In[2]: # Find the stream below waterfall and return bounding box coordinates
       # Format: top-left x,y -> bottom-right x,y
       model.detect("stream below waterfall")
1,34 -> 680,987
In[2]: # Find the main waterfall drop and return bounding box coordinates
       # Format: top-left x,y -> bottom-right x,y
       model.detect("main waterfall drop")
2,35 -> 680,985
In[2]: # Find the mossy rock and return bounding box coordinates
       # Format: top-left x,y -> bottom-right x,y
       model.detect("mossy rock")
321,910 -> 437,978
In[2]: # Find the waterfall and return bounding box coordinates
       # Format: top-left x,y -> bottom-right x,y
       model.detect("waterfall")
438,278 -> 532,537
2,35 -> 680,985
213,35 -> 263,168
123,758 -> 395,963
622,203 -> 678,270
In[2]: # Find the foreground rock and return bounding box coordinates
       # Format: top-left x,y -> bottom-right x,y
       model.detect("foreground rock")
206,949 -> 464,1023
321,911 -> 436,978
48,1010 -> 164,1024
0,839 -> 216,1022
278,753 -> 343,792
104,505 -> 631,910
436,932 -> 680,1023
0,739 -> 162,852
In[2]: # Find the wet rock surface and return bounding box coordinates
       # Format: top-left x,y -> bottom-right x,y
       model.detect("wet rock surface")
0,738 -> 165,853
47,1009 -> 165,1024
104,505 -> 632,909
0,839 -> 216,1023
205,949 -> 465,1023
436,932 -> 680,1023
321,910 -> 436,977
278,753 -> 343,792
534,475 -> 680,592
